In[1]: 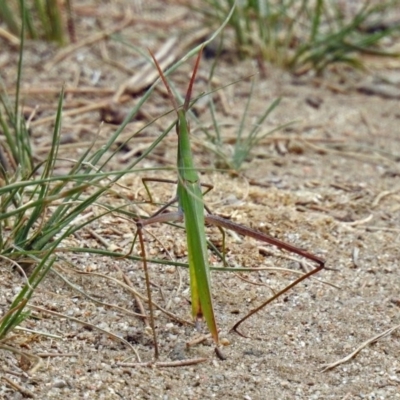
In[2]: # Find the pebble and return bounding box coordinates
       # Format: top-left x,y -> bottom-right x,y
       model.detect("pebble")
53,379 -> 67,389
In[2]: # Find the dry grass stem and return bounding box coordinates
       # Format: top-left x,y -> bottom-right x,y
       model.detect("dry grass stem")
322,324 -> 400,372
116,357 -> 208,368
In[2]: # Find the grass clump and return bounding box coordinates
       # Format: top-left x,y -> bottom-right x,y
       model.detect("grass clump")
0,0 -> 72,44
203,79 -> 286,171
0,38 -> 159,349
198,0 -> 400,73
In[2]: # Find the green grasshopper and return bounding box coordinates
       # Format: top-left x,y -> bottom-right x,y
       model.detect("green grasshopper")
136,48 -> 325,359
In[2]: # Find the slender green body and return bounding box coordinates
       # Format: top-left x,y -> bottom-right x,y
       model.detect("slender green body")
147,48 -> 218,345
176,110 -> 217,341
143,49 -> 325,354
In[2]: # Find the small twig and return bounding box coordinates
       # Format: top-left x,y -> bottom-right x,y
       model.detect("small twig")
12,87 -> 115,95
299,261 -> 311,273
36,352 -> 79,358
87,228 -> 112,249
186,334 -> 209,347
30,100 -> 108,127
1,368 -> 29,379
372,189 -> 399,208
1,375 -> 35,398
341,214 -> 373,227
321,324 -> 400,372
233,273 -> 271,287
366,226 -> 400,233
0,26 -> 20,46
14,327 -> 62,339
30,93 -> 134,127
115,357 -> 208,368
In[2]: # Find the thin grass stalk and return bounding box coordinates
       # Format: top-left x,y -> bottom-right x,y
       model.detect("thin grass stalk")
46,0 -> 64,44
245,97 -> 282,148
235,78 -> 253,149
205,37 -> 224,145
20,0 -> 37,40
310,0 -> 323,43
7,1 -> 33,174
230,0 -> 248,55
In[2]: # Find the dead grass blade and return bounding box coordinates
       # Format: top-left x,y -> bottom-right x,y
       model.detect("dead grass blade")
116,358 -> 208,368
1,375 -> 35,398
322,324 -> 400,372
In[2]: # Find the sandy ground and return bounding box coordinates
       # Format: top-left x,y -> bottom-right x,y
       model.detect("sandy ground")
1,1 -> 400,399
